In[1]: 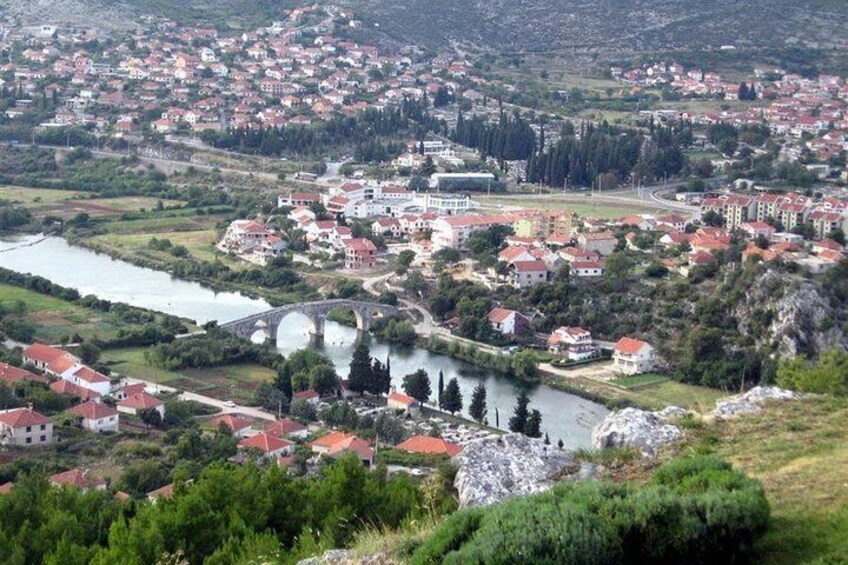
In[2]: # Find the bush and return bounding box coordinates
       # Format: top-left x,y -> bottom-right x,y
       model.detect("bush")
411,455 -> 769,564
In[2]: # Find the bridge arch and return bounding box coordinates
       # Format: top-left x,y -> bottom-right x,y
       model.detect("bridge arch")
218,299 -> 403,345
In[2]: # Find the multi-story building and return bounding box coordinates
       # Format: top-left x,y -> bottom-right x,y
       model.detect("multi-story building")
67,401 -> 120,433
612,337 -> 656,375
343,238 -> 377,269
809,210 -> 847,239
431,213 -> 521,250
0,407 -> 53,447
513,211 -> 573,239
511,260 -> 549,288
701,194 -> 757,229
548,326 -> 599,360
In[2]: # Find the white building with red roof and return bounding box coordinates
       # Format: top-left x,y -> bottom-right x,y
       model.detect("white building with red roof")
23,343 -> 78,373
487,307 -> 530,336
239,432 -> 293,457
387,391 -> 420,414
0,407 -> 53,447
210,413 -> 254,438
59,364 -> 112,397
612,337 -> 656,375
0,362 -> 48,386
548,327 -> 599,360
117,392 -> 165,418
50,380 -> 101,402
511,260 -> 549,288
264,417 -> 308,440
66,401 -> 119,433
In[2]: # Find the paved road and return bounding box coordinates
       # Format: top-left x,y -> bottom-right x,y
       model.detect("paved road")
361,271 -> 439,335
178,391 -> 278,421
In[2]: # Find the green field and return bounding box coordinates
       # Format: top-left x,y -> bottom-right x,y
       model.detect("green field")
610,373 -> 671,389
0,186 -> 84,206
102,347 -> 276,404
0,284 -> 133,342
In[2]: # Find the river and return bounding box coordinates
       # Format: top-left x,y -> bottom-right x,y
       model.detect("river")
0,234 -> 608,447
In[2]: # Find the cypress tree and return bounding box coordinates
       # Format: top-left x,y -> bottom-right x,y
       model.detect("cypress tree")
525,409 -> 543,438
348,342 -> 372,395
469,382 -> 487,423
437,370 -> 445,409
508,390 -> 530,433
442,378 -> 463,415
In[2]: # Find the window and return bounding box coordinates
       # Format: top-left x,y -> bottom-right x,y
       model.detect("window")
25,437 -> 31,444
40,424 -> 45,430
40,435 -> 46,442
25,426 -> 31,433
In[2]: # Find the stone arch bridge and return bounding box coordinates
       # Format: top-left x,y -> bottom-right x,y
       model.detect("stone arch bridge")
219,299 -> 401,344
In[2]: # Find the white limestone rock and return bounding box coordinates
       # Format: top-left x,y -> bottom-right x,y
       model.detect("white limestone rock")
591,407 -> 683,457
711,386 -> 799,420
453,433 -> 576,508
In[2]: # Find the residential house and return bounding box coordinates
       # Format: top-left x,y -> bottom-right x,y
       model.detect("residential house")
326,435 -> 374,466
147,483 -> 175,503
576,231 -> 618,255
548,327 -> 599,360
239,432 -> 293,458
210,413 -> 254,438
60,364 -> 112,397
612,337 -> 656,375
740,221 -> 777,240
343,238 -> 377,269
511,260 -> 549,288
0,362 -> 47,386
395,435 -> 462,457
66,401 -> 119,433
50,469 -> 106,491
50,380 -> 101,402
371,218 -> 402,238
487,308 -> 530,336
311,431 -> 354,455
117,392 -> 165,418
570,260 -> 605,277
0,407 -> 53,447
387,391 -> 420,414
293,389 -> 320,404
22,343 -> 77,373
264,417 -> 308,440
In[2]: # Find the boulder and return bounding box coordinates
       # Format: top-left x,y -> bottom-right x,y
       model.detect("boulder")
591,407 -> 683,457
298,551 -> 395,565
453,433 -> 576,508
711,386 -> 799,420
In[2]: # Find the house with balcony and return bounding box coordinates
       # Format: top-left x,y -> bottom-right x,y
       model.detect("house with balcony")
612,337 -> 656,375
548,326 -> 599,360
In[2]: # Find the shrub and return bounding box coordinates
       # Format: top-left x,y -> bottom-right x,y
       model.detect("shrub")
411,455 -> 769,564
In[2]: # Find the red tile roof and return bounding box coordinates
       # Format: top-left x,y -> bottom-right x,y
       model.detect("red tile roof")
147,483 -> 175,500
293,389 -> 319,401
614,337 -> 652,356
67,401 -> 118,420
344,237 -> 377,252
0,362 -> 47,385
0,407 -> 51,428
387,391 -> 418,406
210,413 -> 252,432
118,392 -> 163,410
311,430 -> 354,449
69,365 -> 110,384
50,469 -> 105,489
487,307 -> 519,324
240,432 -> 292,453
395,435 -> 462,456
264,418 -> 307,437
327,435 -> 374,460
50,380 -> 101,401
512,260 -> 548,273
23,343 -> 70,365
46,355 -> 78,375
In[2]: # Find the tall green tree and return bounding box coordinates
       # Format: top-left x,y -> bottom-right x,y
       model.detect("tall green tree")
437,370 -> 445,408
348,342 -> 373,395
441,378 -> 463,415
525,409 -> 543,438
508,390 -> 530,433
469,382 -> 488,423
402,369 -> 431,403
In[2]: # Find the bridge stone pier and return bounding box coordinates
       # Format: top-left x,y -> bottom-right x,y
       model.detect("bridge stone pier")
219,299 -> 400,344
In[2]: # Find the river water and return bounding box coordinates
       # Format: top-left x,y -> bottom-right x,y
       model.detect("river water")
0,234 -> 608,447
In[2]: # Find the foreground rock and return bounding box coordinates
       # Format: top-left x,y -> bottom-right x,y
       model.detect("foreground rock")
298,550 -> 395,565
454,433 -> 582,507
711,386 -> 800,419
592,407 -> 684,457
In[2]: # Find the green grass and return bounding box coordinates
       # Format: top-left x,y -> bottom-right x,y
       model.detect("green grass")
611,373 -> 670,389
698,397 -> 848,564
101,347 -> 277,404
0,284 -> 133,342
88,229 -> 229,264
99,215 -> 220,234
0,186 -> 84,206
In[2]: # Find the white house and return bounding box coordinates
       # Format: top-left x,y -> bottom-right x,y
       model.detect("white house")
60,364 -> 112,397
238,432 -> 293,458
0,407 -> 53,447
511,260 -> 549,288
67,401 -> 120,433
487,307 -> 530,336
387,391 -> 420,414
117,392 -> 165,419
612,337 -> 656,375
548,327 -> 599,360
570,260 -> 605,277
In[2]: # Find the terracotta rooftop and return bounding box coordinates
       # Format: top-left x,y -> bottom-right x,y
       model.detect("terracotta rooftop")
395,435 -> 462,457
67,401 -> 118,420
0,407 -> 51,428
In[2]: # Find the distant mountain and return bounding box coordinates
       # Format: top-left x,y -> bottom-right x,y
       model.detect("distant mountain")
338,0 -> 848,54
3,0 -> 846,57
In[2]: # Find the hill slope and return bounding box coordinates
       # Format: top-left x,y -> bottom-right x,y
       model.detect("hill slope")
3,0 -> 847,56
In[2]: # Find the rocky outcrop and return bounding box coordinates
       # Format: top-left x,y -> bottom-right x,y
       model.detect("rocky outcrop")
453,433 -> 582,508
591,407 -> 684,457
711,386 -> 800,419
734,269 -> 845,358
298,550 -> 395,565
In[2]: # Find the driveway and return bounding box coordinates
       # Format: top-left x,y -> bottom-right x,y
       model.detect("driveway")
540,360 -> 615,381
